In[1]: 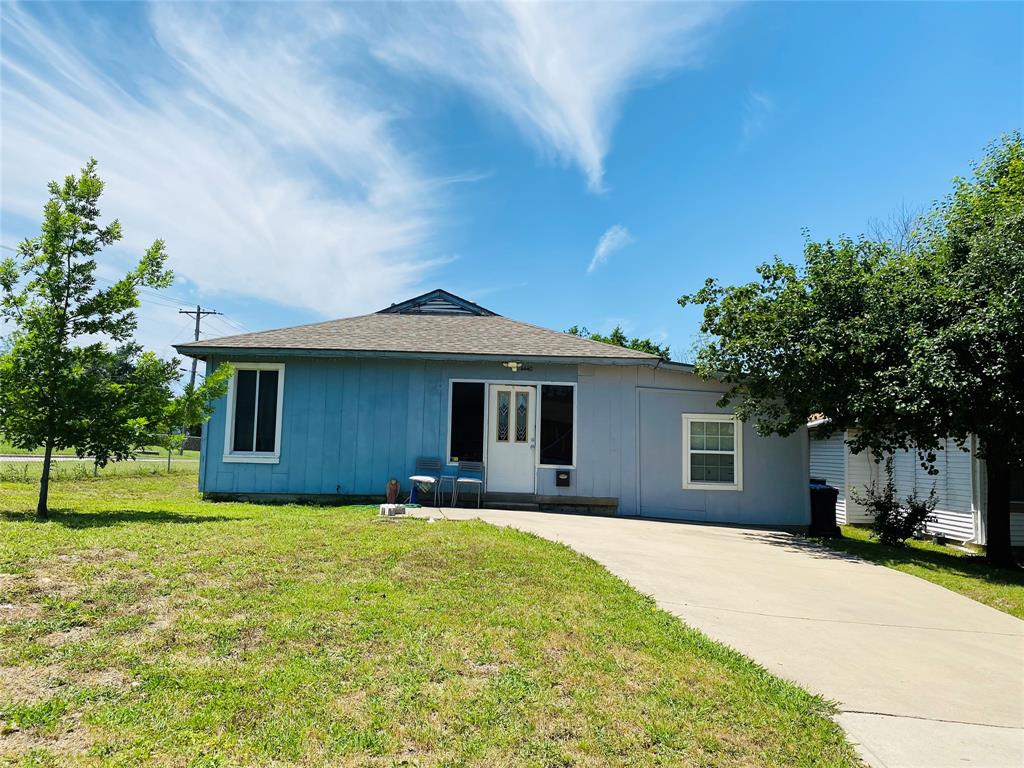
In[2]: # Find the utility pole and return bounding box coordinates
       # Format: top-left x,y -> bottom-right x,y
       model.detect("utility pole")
178,305 -> 221,391
177,305 -> 221,455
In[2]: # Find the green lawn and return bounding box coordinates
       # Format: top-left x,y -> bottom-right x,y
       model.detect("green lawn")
0,440 -> 200,462
0,460 -> 199,485
814,525 -> 1024,620
0,472 -> 858,767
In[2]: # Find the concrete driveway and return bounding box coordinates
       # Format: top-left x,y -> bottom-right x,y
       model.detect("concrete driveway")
415,506 -> 1024,768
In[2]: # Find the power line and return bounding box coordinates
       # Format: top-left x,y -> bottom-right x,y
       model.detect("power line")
178,305 -> 221,392
4,246 -> 252,334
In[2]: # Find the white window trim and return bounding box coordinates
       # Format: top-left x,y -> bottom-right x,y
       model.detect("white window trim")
446,379 -> 577,469
682,413 -> 743,491
222,362 -> 285,464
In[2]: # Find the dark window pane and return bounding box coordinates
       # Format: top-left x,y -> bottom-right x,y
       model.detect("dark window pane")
540,385 -> 574,466
232,370 -> 257,452
690,451 -> 735,484
1011,468 -> 1024,503
690,453 -> 707,482
450,382 -> 484,462
255,370 -> 279,452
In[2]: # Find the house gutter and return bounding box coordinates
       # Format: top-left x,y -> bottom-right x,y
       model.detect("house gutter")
172,344 -> 681,369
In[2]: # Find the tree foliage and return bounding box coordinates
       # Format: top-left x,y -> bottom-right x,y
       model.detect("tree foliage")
681,133 -> 1024,566
0,159 -> 230,517
566,324 -> 671,360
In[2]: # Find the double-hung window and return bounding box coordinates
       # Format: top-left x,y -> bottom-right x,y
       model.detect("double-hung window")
224,363 -> 285,463
682,414 -> 742,490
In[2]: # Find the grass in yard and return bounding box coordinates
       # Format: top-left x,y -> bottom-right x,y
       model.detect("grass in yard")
813,525 -> 1024,620
1,472 -> 859,767
0,460 -> 198,485
0,440 -> 200,461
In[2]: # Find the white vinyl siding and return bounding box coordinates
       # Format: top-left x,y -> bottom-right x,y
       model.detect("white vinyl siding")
844,430 -> 876,524
847,436 -> 977,542
927,439 -> 977,542
822,429 -> 1023,546
809,431 -> 847,522
1011,513 -> 1024,547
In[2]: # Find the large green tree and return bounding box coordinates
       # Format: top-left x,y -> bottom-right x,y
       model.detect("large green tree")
567,324 -> 671,360
682,134 -> 1023,567
0,160 -> 229,518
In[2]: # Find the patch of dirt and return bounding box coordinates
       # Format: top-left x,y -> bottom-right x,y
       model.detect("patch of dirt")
332,689 -> 367,711
0,602 -> 42,622
24,572 -> 83,602
0,573 -> 19,593
0,664 -> 127,700
39,626 -> 95,647
465,660 -> 502,677
145,596 -> 178,633
232,624 -> 265,656
0,722 -> 93,760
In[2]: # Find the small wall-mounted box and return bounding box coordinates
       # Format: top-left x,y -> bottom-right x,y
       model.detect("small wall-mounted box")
555,470 -> 571,487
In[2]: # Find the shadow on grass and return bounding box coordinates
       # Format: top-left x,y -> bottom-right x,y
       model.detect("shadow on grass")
819,534 -> 1024,586
745,528 -> 1024,586
0,508 -> 240,528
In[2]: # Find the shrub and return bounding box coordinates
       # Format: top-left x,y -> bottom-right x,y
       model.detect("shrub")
853,460 -> 937,546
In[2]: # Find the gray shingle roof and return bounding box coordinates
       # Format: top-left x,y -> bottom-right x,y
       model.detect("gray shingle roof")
175,312 -> 660,362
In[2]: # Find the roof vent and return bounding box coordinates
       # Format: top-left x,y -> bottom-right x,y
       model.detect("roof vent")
377,289 -> 498,317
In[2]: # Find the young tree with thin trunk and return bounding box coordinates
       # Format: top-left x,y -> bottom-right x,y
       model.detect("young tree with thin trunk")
681,133 -> 1023,567
0,160 -> 228,518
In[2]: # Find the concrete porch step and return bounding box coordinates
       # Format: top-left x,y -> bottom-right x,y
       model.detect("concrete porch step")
482,501 -> 541,512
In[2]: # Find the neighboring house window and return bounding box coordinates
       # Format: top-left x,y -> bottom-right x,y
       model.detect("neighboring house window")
539,384 -> 574,466
1011,468 -> 1024,512
224,363 -> 284,463
449,382 -> 484,463
682,414 -> 742,491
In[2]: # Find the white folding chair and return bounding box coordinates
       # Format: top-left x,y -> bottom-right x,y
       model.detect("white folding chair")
408,457 -> 443,506
452,460 -> 485,508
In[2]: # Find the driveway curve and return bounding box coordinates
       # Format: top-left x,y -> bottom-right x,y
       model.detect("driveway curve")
418,507 -> 1024,768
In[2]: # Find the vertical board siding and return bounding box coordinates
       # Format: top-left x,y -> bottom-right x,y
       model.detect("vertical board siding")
198,356 -> 810,527
303,359 -> 327,493
809,431 -> 848,522
201,357 -> 576,497
319,363 -> 344,494
630,371 -> 809,526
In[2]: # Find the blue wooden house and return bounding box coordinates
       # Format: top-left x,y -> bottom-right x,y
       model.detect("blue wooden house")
176,290 -> 810,526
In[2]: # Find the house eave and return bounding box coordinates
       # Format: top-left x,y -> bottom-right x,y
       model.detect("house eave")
173,344 -> 675,368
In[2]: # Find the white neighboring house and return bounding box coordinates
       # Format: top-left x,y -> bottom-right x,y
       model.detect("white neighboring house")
808,420 -> 1024,547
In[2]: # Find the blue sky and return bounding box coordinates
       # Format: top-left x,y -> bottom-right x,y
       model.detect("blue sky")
1,1 -> 1021,362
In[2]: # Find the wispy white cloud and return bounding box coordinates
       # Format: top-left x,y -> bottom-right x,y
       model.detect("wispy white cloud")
373,1 -> 729,192
588,224 -> 633,273
0,2 -> 442,324
1,0 -> 731,364
742,90 -> 775,143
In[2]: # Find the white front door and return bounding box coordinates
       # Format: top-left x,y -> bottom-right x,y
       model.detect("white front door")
486,384 -> 536,493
